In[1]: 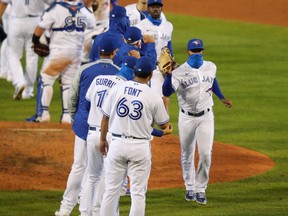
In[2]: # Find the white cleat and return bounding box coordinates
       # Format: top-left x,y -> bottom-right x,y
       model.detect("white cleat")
13,85 -> 25,100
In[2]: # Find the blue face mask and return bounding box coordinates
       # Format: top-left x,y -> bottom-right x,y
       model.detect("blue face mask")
117,64 -> 134,81
187,54 -> 203,69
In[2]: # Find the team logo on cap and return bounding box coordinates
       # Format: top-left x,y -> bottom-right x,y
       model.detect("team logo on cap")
192,40 -> 201,46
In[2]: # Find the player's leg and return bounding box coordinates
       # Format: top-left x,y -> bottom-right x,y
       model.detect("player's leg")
100,139 -> 127,216
178,111 -> 197,200
55,135 -> 87,216
79,128 -> 104,216
194,110 -> 214,204
59,51 -> 81,123
7,18 -> 26,99
1,39 -> 12,81
23,20 -> 39,99
128,139 -> 151,216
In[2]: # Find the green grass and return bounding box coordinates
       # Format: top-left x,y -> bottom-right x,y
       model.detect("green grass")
1,14 -> 288,215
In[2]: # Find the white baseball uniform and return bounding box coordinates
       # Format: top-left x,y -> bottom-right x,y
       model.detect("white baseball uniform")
80,75 -> 125,216
125,3 -> 166,26
136,18 -> 173,96
0,4 -> 11,81
171,60 -> 216,193
82,0 -> 110,63
1,0 -> 54,98
37,1 -> 96,123
100,80 -> 169,216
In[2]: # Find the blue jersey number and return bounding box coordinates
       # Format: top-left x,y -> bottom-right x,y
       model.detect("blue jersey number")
116,97 -> 143,120
64,16 -> 87,32
96,90 -> 107,108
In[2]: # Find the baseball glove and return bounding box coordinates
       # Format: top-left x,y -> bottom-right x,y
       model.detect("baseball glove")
158,47 -> 173,74
32,43 -> 50,57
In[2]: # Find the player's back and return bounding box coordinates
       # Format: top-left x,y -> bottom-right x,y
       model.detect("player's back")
104,80 -> 164,139
6,0 -> 52,17
86,75 -> 124,127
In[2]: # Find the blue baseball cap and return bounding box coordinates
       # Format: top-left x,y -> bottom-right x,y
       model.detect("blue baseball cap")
124,27 -> 142,43
122,56 -> 137,69
135,56 -> 154,74
99,36 -> 117,53
148,0 -> 163,6
187,38 -> 205,51
110,6 -> 126,18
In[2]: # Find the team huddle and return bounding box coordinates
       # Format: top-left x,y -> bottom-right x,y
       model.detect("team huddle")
0,0 -> 232,215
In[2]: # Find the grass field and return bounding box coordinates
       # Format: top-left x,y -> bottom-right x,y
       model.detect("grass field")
0,13 -> 288,215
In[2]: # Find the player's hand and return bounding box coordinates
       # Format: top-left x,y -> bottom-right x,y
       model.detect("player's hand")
99,140 -> 109,156
221,98 -> 232,108
163,123 -> 173,135
142,34 -> 155,43
128,49 -> 140,58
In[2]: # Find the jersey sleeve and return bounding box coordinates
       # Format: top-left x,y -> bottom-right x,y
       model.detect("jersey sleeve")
153,96 -> 170,126
101,86 -> 116,117
38,8 -> 55,29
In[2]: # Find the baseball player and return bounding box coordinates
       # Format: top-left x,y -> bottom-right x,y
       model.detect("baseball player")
113,26 -> 157,67
136,0 -> 173,110
125,0 -> 166,26
162,38 -> 232,205
0,0 -> 55,100
99,56 -> 170,216
55,36 -> 120,216
81,0 -> 118,64
29,0 -> 96,123
89,5 -> 129,62
79,56 -> 138,216
0,4 -> 11,82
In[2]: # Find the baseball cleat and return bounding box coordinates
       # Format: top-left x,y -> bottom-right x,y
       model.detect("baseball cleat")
120,187 -> 131,196
185,190 -> 196,201
26,114 -> 38,122
196,192 -> 207,205
55,209 -> 70,216
13,85 -> 25,100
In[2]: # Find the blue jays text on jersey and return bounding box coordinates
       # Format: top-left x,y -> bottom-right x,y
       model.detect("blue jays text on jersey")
180,76 -> 214,89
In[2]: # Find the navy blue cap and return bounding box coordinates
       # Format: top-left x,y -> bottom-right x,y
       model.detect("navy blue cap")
122,56 -> 137,69
110,6 -> 126,18
135,56 -> 154,74
187,38 -> 205,51
148,0 -> 163,6
99,36 -> 117,53
124,27 -> 142,43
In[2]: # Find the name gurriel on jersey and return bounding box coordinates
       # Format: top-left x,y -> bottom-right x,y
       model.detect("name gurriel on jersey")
95,78 -> 117,88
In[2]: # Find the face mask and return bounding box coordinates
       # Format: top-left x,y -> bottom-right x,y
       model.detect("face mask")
187,54 -> 203,69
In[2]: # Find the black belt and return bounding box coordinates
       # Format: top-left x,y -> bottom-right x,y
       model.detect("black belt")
28,15 -> 40,17
89,126 -> 101,131
112,133 -> 146,140
181,108 -> 210,117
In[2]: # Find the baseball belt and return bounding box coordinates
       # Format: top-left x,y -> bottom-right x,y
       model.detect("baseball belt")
112,133 -> 147,140
181,108 -> 210,117
89,126 -> 101,132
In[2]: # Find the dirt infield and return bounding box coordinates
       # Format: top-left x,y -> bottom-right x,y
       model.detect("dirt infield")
0,122 -> 274,190
0,0 -> 284,190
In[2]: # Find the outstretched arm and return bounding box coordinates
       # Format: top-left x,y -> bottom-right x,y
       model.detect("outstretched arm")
213,78 -> 232,108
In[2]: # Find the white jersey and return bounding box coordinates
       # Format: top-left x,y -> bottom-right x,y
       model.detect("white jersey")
171,61 -> 217,112
125,3 -> 166,26
38,2 -> 96,50
86,75 -> 125,127
102,80 -> 170,139
136,18 -> 172,60
93,0 -> 110,26
1,0 -> 54,18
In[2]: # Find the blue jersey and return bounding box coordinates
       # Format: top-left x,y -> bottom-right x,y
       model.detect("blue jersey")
69,59 -> 120,140
113,42 -> 157,68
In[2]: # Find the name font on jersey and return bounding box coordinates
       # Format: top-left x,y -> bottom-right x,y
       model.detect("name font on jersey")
124,87 -> 142,97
